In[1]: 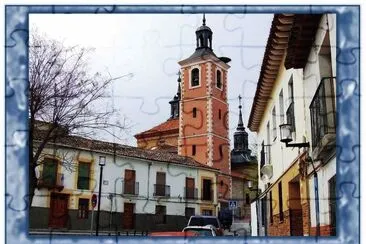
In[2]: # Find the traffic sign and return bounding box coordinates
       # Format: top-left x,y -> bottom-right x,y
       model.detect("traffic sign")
229,200 -> 237,209
91,194 -> 97,208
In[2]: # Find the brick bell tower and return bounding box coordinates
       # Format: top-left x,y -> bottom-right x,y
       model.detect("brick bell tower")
178,14 -> 232,206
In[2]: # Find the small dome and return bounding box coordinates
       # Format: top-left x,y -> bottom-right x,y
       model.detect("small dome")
196,25 -> 212,32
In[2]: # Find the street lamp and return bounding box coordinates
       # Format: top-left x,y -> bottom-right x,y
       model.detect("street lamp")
96,155 -> 106,236
279,124 -> 310,148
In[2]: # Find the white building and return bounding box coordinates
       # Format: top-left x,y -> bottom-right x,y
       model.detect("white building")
30,127 -> 219,233
248,14 -> 336,236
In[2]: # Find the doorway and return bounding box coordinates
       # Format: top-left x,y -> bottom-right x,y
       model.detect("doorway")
288,177 -> 303,236
48,193 -> 69,228
123,203 -> 135,229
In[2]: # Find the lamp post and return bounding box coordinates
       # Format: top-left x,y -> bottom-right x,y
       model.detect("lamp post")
96,155 -> 106,236
279,124 -> 310,148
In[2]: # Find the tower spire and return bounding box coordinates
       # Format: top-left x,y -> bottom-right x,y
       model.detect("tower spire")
177,70 -> 181,99
237,95 -> 245,131
203,13 -> 206,26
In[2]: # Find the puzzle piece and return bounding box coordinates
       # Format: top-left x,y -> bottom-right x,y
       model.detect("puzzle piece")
4,5 -> 361,244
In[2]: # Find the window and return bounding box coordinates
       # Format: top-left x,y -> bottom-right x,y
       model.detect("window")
155,205 -> 166,224
266,122 -> 271,160
287,76 -> 295,132
42,158 -> 58,186
245,193 -> 250,205
269,191 -> 273,224
78,198 -> 89,219
192,145 -> 196,156
202,210 -> 213,216
219,144 -> 223,158
193,107 -> 197,118
278,182 -> 283,221
328,175 -> 336,236
272,106 -> 277,140
185,207 -> 195,220
155,172 -> 166,196
279,90 -> 285,124
191,68 -> 200,87
77,162 -> 90,190
261,196 -> 266,227
216,70 -> 222,89
185,177 -> 195,199
124,169 -> 136,195
218,109 -> 221,119
202,179 -> 212,201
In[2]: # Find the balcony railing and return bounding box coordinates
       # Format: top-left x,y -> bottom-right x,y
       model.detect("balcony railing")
201,189 -> 213,201
153,184 -> 170,197
37,170 -> 64,191
184,187 -> 198,200
122,181 -> 139,195
286,101 -> 296,132
310,77 -> 336,157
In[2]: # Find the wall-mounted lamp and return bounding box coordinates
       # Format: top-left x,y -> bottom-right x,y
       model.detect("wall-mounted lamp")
279,124 -> 310,148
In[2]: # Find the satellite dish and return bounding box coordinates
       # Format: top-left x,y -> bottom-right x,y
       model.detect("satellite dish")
260,164 -> 273,182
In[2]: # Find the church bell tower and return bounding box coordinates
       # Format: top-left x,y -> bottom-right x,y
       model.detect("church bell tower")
178,14 -> 232,205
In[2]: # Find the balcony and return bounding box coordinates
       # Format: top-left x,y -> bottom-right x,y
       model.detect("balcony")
122,181 -> 139,195
201,189 -> 213,201
37,170 -> 64,191
310,77 -> 336,159
184,187 -> 198,200
153,184 -> 170,197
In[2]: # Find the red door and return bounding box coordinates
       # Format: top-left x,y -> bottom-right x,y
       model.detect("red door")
123,203 -> 135,229
48,193 -> 69,228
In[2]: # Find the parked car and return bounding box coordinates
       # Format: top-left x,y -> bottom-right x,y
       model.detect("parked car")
182,225 -> 219,236
148,231 -> 199,237
218,208 -> 233,230
187,215 -> 224,236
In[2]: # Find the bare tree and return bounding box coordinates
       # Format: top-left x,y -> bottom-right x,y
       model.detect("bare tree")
29,30 -> 132,205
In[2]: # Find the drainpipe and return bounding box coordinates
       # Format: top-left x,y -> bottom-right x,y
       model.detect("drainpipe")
147,162 -> 152,200
307,156 -> 320,236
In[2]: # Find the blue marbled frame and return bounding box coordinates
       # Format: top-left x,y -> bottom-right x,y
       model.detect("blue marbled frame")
5,5 -> 360,244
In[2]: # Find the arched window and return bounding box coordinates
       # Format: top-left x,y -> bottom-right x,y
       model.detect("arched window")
191,68 -> 199,87
216,70 -> 222,89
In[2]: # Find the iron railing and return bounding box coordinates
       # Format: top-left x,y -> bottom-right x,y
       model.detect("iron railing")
122,181 -> 139,195
153,184 -> 170,197
37,170 -> 64,190
184,187 -> 198,200
201,189 -> 213,201
310,77 -> 336,150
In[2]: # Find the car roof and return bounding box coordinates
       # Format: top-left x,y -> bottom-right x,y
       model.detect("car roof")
149,231 -> 198,237
184,225 -> 216,230
190,215 -> 218,218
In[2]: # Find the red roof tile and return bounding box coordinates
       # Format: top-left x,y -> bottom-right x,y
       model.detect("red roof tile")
134,118 -> 179,138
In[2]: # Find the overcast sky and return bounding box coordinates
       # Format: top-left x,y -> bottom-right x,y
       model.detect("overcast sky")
30,13 -> 273,148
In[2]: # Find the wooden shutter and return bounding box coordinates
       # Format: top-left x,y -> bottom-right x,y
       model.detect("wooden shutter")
78,162 -> 90,190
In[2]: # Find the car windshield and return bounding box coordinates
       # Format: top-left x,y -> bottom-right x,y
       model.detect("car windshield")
189,217 -> 219,228
184,229 -> 213,236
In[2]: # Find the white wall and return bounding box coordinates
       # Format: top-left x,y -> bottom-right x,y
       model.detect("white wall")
32,145 -> 214,217
256,63 -> 307,191
308,156 -> 336,227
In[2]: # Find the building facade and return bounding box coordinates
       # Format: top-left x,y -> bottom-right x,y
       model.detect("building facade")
248,14 -> 336,236
30,131 -> 219,233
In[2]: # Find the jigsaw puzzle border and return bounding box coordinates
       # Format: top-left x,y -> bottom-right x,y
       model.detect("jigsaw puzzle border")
5,4 -> 360,244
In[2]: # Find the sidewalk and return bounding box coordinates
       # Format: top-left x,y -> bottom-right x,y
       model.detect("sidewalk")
29,229 -> 148,236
